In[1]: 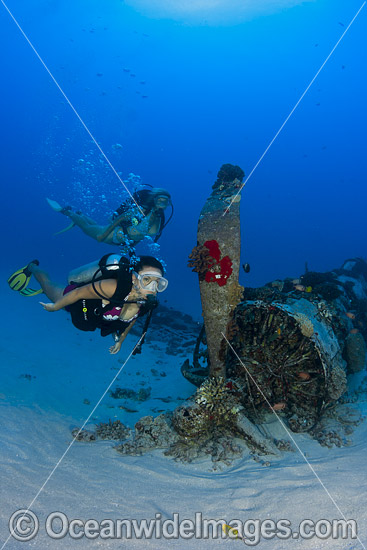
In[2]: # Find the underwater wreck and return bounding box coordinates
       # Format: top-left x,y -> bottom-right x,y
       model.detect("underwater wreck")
78,165 -> 367,464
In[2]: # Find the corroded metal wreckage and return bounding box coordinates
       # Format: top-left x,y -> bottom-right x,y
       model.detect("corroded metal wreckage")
112,254 -> 366,464
189,163 -> 246,378
112,164 -> 282,461
183,257 -> 367,426
73,166 -> 366,465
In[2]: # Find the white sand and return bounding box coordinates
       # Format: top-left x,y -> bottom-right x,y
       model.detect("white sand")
0,288 -> 366,549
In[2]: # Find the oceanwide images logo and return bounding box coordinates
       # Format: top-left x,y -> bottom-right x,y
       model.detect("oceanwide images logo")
8,510 -> 358,545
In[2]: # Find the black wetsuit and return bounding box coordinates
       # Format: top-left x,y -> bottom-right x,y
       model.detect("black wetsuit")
65,271 -> 152,337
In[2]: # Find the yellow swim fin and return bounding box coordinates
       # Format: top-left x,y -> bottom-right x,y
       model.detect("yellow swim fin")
8,260 -> 39,293
19,287 -> 43,297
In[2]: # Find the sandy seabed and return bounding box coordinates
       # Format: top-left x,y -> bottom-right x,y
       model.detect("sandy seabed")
0,286 -> 366,550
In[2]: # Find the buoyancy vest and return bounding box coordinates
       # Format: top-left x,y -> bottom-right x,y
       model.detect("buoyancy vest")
65,255 -> 157,336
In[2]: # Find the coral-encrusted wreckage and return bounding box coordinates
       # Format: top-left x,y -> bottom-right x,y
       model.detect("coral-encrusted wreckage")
74,164 -> 367,466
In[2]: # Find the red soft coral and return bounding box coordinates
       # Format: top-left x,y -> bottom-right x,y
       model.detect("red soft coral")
203,240 -> 221,262
203,240 -> 233,286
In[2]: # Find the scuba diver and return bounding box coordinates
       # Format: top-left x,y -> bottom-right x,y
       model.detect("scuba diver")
7,254 -> 168,355
47,186 -> 173,251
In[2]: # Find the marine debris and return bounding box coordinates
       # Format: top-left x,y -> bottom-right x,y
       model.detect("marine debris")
194,163 -> 245,378
183,257 -> 367,435
114,256 -> 366,465
70,164 -> 366,466
72,420 -> 130,442
116,377 -> 277,466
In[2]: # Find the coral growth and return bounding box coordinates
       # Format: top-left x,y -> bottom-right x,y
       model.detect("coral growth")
214,164 -> 245,188
218,316 -> 240,362
172,378 -> 241,437
71,428 -> 96,442
294,313 -> 314,337
316,301 -> 334,323
288,413 -> 316,433
188,245 -> 213,281
165,434 -> 243,468
227,281 -> 244,309
172,403 -> 212,437
310,404 -> 362,448
96,420 -> 130,440
327,365 -> 347,400
203,240 -> 233,287
116,376 -> 276,466
115,409 -> 244,468
345,332 -> 367,373
188,240 -> 233,286
195,377 -> 240,415
116,414 -> 178,455
110,386 -> 151,401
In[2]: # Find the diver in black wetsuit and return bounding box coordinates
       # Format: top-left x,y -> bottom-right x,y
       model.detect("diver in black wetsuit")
25,255 -> 168,354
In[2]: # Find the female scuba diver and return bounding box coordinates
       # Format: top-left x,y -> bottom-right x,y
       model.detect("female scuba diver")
47,187 -> 173,250
7,255 -> 168,355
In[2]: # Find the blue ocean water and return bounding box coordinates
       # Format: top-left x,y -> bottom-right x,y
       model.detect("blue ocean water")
0,3 -> 366,547
1,0 -> 366,317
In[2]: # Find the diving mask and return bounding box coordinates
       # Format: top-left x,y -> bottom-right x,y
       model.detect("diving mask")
154,194 -> 171,207
133,271 -> 168,292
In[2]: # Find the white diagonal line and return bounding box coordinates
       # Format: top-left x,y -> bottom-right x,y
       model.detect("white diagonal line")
222,332 -> 365,548
1,336 -> 144,550
224,2 -> 366,215
0,0 -> 144,215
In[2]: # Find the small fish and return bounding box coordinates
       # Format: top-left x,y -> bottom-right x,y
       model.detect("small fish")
298,372 -> 311,381
277,327 -> 282,335
273,402 -> 286,411
96,72 -> 103,77
294,284 -> 306,292
346,312 -> 356,320
123,67 -> 130,72
305,286 -> 312,293
292,278 -> 300,284
350,329 -> 359,334
338,21 -> 345,26
242,263 -> 250,273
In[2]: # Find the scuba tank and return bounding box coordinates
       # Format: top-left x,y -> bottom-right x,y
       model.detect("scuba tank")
68,254 -> 125,284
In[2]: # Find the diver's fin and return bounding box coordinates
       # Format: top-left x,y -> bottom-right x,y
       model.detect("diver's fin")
19,287 -> 43,297
8,260 -> 39,292
47,198 -> 75,235
54,221 -> 76,236
46,197 -> 63,212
